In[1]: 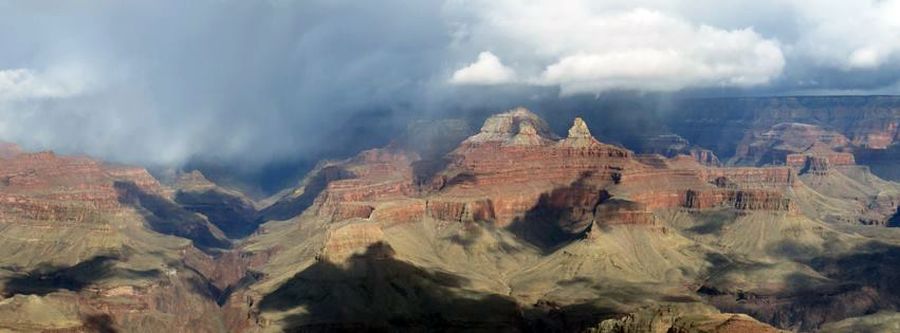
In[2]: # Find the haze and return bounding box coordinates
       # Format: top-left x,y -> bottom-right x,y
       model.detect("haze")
1,0 -> 899,173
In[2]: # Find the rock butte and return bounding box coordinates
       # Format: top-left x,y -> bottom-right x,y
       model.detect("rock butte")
301,107 -> 804,260
2,104 -> 900,332
248,107 -> 899,331
732,122 -> 855,167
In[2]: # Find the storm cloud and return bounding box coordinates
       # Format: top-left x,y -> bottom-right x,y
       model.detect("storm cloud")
0,0 -> 899,170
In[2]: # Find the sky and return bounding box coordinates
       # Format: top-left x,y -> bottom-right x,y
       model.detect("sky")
0,0 -> 899,172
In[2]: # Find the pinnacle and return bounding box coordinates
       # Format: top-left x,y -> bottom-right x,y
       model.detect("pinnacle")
560,117 -> 600,147
568,117 -> 592,139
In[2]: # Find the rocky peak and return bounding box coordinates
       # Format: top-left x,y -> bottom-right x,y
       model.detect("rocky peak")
465,107 -> 558,146
559,117 -> 601,147
508,121 -> 551,146
174,170 -> 216,190
567,117 -> 591,138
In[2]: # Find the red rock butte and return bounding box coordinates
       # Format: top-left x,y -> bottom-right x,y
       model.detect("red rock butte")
296,107 -> 802,258
3,103 -> 899,333
0,147 -> 161,225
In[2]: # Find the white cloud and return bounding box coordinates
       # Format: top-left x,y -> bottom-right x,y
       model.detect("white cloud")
789,0 -> 900,71
0,67 -> 91,103
535,10 -> 784,94
3,0 -> 900,169
445,2 -> 785,94
450,51 -> 516,85
848,48 -> 882,69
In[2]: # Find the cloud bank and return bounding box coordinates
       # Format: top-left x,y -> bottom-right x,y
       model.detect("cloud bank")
447,6 -> 784,94
0,0 -> 898,171
445,0 -> 900,94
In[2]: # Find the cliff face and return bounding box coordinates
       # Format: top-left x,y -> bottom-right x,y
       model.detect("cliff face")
0,150 -> 236,332
232,107 -> 881,332
855,144 -> 900,180
3,102 -> 900,332
169,170 -> 262,239
0,151 -> 162,224
669,96 -> 900,156
659,96 -> 900,187
580,96 -> 900,181
446,111 -> 632,189
641,134 -> 722,166
732,122 -> 853,166
787,153 -> 856,175
264,108 -> 891,266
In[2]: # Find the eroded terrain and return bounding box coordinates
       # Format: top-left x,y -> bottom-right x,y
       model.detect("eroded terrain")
3,103 -> 900,332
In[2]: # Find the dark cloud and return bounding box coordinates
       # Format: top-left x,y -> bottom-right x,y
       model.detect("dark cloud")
0,0 -> 453,167
0,0 -> 898,189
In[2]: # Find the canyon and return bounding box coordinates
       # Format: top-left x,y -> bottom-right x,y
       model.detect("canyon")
1,100 -> 900,332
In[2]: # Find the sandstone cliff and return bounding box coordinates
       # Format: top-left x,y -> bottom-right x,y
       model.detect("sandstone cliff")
230,107 -> 895,332
3,104 -> 900,332
0,150 -> 236,332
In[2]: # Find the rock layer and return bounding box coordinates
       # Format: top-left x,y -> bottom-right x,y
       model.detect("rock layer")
3,103 -> 899,333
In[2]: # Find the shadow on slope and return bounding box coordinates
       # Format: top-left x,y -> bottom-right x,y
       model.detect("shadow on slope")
411,157 -> 454,190
82,314 -> 118,333
258,242 -> 616,332
684,210 -> 740,236
506,173 -> 605,252
258,242 -> 521,331
114,181 -> 231,252
855,145 -> 900,182
175,189 -> 259,239
257,165 -> 353,222
556,277 -> 698,304
401,118 -> 473,190
807,241 -> 900,304
1,255 -> 160,297
700,242 -> 900,331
